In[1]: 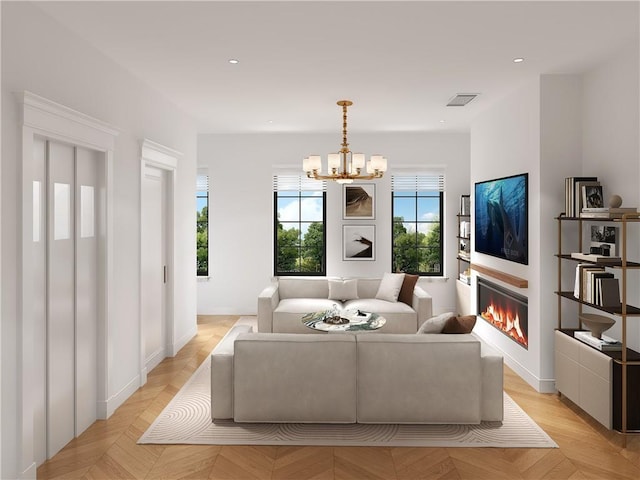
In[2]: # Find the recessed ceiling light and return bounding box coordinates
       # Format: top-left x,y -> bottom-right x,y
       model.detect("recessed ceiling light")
228,59 -> 239,64
439,120 -> 445,124
513,58 -> 524,63
268,120 -> 273,124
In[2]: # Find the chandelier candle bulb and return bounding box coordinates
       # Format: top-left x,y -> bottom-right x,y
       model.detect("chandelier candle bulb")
352,153 -> 365,169
328,153 -> 341,171
308,155 -> 322,172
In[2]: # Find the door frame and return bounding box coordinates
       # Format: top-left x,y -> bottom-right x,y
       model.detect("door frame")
16,91 -> 118,477
139,139 -> 180,385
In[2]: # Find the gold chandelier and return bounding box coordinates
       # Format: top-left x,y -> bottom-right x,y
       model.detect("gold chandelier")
303,100 -> 387,184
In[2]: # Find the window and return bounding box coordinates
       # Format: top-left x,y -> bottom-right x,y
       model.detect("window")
392,173 -> 444,275
274,175 -> 326,276
196,172 -> 209,276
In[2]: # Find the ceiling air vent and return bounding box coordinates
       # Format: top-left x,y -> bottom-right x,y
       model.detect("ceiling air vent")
446,94 -> 479,107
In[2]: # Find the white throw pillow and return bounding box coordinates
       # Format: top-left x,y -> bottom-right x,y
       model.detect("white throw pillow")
417,312 -> 456,334
328,279 -> 359,301
375,272 -> 406,302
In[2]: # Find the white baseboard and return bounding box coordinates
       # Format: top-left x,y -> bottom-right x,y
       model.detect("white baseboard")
145,348 -> 166,373
473,329 -> 556,394
21,462 -> 36,479
171,326 -> 197,356
97,374 -> 141,419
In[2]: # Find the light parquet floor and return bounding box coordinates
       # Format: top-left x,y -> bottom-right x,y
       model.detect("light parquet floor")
37,316 -> 640,480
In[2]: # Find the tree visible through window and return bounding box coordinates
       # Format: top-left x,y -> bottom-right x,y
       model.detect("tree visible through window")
392,174 -> 444,275
274,175 -> 326,275
196,174 -> 208,276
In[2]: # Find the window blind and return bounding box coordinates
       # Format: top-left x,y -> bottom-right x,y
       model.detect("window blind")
196,174 -> 209,192
273,174 -> 327,192
391,173 -> 445,192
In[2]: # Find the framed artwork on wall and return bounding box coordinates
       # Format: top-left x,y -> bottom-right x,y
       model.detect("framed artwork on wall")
343,225 -> 375,261
343,184 -> 375,219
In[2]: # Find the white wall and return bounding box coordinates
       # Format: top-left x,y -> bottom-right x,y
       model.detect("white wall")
470,39 -> 639,393
1,3 -> 198,478
197,132 -> 470,316
581,42 -> 640,351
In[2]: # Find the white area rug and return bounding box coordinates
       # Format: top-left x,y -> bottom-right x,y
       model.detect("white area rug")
138,318 -> 557,448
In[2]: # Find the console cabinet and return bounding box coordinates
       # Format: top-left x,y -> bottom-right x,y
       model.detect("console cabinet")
555,213 -> 640,442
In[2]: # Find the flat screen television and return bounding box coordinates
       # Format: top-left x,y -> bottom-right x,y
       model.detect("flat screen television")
474,173 -> 528,265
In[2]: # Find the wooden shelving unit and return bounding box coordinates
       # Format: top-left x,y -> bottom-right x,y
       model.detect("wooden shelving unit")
555,212 -> 640,446
457,195 -> 471,285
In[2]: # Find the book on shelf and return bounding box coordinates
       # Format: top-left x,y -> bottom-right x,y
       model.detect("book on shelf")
574,330 -> 622,351
570,252 -> 621,264
582,207 -> 637,213
580,212 -> 635,219
565,176 -> 598,217
596,277 -> 621,308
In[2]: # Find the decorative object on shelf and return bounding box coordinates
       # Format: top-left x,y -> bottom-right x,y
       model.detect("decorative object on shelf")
303,100 -> 387,184
609,194 -> 623,208
460,194 -> 471,216
579,313 -> 616,339
590,225 -> 619,256
343,184 -> 375,219
574,330 -> 622,351
343,225 -> 375,261
474,173 -> 528,265
582,184 -> 604,209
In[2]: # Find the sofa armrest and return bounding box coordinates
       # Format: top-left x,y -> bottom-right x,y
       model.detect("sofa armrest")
413,286 -> 433,328
211,324 -> 253,421
472,333 -> 504,421
257,283 -> 279,333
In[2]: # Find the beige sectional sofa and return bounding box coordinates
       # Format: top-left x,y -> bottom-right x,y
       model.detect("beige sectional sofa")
257,276 -> 433,334
211,324 -> 504,424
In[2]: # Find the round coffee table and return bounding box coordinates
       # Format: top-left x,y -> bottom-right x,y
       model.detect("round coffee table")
302,309 -> 386,332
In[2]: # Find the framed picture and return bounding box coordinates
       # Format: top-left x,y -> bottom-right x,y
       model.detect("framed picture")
343,184 -> 375,219
343,225 -> 375,261
582,184 -> 604,209
590,225 -> 619,256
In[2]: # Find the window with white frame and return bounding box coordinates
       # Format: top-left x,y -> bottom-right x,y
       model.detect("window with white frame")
273,175 -> 326,276
196,172 -> 209,276
391,173 -> 445,275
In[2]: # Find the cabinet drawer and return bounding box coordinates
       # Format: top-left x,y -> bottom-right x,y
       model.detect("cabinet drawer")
555,330 -> 580,362
578,341 -> 612,381
555,349 -> 580,401
580,366 -> 612,429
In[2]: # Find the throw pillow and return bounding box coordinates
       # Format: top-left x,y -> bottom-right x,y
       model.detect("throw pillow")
375,272 -> 405,302
397,274 -> 419,306
417,312 -> 456,334
328,279 -> 359,301
442,315 -> 477,334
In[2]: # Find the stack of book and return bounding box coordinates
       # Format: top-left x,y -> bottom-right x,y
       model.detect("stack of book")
580,207 -> 638,219
574,330 -> 622,351
570,252 -> 621,265
573,263 -> 621,307
565,176 -> 598,217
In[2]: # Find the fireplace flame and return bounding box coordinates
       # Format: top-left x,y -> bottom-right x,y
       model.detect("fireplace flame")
481,303 -> 528,348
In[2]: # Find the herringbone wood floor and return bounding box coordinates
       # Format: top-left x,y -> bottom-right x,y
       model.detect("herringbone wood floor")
37,315 -> 640,480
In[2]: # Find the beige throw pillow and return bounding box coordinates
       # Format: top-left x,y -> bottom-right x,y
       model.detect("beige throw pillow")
417,312 -> 456,334
328,279 -> 359,301
375,272 -> 406,302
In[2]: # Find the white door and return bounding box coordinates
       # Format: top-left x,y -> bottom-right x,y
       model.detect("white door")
141,165 -> 167,373
75,147 -> 100,436
46,141 -> 76,457
35,139 -> 103,461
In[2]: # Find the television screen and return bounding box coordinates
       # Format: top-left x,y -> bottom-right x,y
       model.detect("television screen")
474,173 -> 528,265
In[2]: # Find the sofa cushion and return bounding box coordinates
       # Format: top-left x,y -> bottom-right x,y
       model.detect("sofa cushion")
442,315 -> 477,334
375,272 -> 405,302
273,298 -> 339,333
328,279 -> 359,301
417,311 -> 455,334
398,274 -> 419,306
355,333 -> 482,423
233,333 -> 357,423
343,299 -> 417,333
278,277 -> 329,299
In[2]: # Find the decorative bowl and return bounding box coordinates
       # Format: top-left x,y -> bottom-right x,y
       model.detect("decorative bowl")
579,314 -> 615,339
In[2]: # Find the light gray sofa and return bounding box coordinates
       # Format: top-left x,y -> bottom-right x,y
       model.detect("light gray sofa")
257,277 -> 433,334
211,324 -> 504,424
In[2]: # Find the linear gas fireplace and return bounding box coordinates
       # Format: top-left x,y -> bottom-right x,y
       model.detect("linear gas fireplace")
477,278 -> 528,349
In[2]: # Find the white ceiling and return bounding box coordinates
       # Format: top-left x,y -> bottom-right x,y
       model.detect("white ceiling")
35,1 -> 639,134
